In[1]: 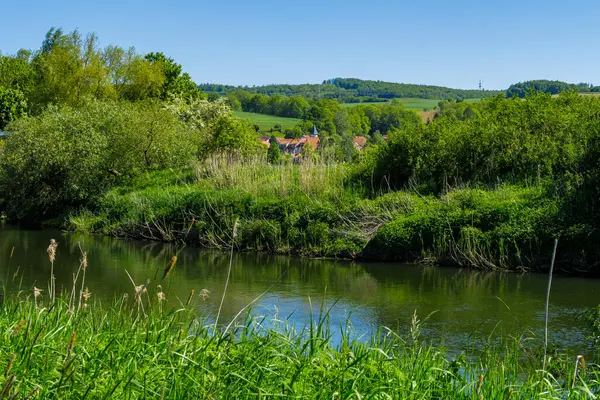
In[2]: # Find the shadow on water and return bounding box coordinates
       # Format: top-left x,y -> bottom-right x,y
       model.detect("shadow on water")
0,224 -> 597,355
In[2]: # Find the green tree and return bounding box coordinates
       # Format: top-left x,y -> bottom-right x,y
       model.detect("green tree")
145,52 -> 203,100
0,87 -> 27,130
0,100 -> 194,221
267,136 -> 282,164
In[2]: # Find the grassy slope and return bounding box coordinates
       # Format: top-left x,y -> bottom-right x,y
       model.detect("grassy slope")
234,111 -> 301,132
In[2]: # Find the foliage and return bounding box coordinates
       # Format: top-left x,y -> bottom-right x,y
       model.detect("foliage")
358,92 -> 600,191
267,136 -> 282,164
0,100 -> 194,221
200,77 -> 502,103
0,28 -> 204,113
0,87 -> 27,130
506,80 -> 594,98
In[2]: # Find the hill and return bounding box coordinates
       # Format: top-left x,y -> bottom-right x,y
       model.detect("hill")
506,80 -> 598,98
200,78 -> 502,103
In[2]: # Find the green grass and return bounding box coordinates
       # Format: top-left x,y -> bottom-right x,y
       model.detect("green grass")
233,111 -> 301,133
71,160 -> 566,270
1,269 -> 598,398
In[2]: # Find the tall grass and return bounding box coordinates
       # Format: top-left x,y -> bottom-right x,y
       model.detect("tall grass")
0,254 -> 598,398
194,154 -> 353,200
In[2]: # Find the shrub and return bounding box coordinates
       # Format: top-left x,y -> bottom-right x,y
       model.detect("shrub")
0,100 -> 194,221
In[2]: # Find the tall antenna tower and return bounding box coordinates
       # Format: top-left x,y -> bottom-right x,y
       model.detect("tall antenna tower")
478,80 -> 482,98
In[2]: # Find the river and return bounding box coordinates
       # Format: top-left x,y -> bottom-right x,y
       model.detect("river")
1,225 -> 598,356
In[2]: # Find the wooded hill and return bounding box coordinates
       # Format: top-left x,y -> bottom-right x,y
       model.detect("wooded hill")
199,78 -> 503,103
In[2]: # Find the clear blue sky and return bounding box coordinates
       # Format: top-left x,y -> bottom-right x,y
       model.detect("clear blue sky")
1,0 -> 598,90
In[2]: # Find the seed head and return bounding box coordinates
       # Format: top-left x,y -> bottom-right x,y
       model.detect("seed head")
33,287 -> 42,298
47,239 -> 58,263
82,287 -> 91,301
198,288 -> 210,300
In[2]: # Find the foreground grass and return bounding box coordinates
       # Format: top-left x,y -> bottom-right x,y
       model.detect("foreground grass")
0,286 -> 598,398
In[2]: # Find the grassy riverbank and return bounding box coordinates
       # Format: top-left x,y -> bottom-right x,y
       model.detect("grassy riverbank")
0,281 -> 597,398
69,159 -> 581,272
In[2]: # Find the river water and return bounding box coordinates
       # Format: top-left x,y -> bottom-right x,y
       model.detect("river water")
1,225 -> 598,355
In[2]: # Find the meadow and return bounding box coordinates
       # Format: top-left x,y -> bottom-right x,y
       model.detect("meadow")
233,110 -> 301,133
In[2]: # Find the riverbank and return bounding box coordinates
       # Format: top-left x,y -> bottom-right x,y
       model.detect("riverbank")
1,285 -> 597,398
66,163 -> 592,273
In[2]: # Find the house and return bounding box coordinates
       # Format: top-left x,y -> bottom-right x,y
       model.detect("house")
259,124 -> 373,159
352,136 -> 367,152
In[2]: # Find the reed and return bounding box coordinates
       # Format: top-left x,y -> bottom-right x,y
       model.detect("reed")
0,286 -> 596,398
0,243 -> 593,398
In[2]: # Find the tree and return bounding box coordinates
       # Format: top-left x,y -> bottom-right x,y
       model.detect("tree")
144,52 -> 203,100
0,54 -> 34,96
0,87 -> 27,130
0,100 -> 194,221
267,136 -> 282,164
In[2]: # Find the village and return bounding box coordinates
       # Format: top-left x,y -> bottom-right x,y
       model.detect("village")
259,124 -> 369,160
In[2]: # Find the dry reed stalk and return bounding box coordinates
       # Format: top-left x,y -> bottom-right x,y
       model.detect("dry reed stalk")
476,375 -> 484,394
81,288 -> 91,309
185,290 -> 195,307
542,239 -> 559,372
162,256 -> 177,280
214,218 -> 238,330
124,270 -> 149,316
572,355 -> 586,388
33,287 -> 42,308
78,249 -> 88,311
47,239 -> 58,303
157,290 -> 166,312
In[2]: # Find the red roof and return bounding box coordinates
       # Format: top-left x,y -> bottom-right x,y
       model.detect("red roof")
353,136 -> 367,151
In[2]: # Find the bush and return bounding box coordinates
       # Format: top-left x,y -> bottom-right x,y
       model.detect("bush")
0,100 -> 194,221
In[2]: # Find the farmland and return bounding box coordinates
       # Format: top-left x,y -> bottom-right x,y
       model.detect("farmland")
233,111 -> 301,133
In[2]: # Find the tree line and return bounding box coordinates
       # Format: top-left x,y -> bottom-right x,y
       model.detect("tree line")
200,78 -> 502,104
506,80 -> 599,98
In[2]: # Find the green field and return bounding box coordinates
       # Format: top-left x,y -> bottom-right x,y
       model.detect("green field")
233,111 -> 301,132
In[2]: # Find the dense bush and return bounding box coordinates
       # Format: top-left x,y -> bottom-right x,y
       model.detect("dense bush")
0,100 -> 194,221
358,92 -> 600,192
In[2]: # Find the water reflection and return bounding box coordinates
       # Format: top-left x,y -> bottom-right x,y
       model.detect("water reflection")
0,225 -> 597,355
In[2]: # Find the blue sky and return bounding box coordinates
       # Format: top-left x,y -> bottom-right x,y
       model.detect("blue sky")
1,0 -> 598,90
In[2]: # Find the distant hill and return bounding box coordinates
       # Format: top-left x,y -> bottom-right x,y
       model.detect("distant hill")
506,80 -> 599,98
199,78 -> 503,103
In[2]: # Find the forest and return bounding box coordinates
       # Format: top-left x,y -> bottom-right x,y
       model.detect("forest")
506,79 -> 598,97
200,77 -> 502,103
